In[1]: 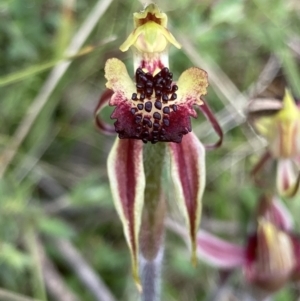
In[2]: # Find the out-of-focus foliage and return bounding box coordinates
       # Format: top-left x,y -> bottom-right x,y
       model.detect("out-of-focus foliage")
0,0 -> 300,300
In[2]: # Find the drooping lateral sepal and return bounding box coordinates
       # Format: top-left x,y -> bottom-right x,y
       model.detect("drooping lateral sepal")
107,138 -> 145,290
168,132 -> 205,264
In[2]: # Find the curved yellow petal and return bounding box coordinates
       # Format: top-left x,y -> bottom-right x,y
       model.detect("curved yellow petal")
104,58 -> 135,105
176,67 -> 208,106
119,28 -> 142,52
120,22 -> 181,53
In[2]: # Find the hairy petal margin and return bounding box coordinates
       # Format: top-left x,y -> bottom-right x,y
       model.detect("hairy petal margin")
107,138 -> 145,291
168,132 -> 205,264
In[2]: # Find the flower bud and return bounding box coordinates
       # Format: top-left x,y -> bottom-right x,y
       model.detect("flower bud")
254,89 -> 300,159
246,219 -> 295,292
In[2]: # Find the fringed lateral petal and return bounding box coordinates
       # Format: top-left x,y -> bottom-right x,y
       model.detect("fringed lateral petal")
198,98 -> 223,150
169,132 -> 205,264
107,138 -> 145,291
197,230 -> 246,268
276,159 -> 300,197
94,89 -> 115,135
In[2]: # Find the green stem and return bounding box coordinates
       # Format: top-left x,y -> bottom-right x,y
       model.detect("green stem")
140,143 -> 166,301
141,143 -> 166,259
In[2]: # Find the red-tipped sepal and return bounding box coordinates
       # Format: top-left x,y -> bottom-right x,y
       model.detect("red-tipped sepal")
107,138 -> 145,290
168,132 -> 205,264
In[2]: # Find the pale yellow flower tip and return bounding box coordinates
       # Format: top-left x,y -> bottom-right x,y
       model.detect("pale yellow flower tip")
277,88 -> 298,120
133,268 -> 143,293
258,218 -> 277,246
119,4 -> 181,53
191,243 -> 198,268
134,4 -> 168,28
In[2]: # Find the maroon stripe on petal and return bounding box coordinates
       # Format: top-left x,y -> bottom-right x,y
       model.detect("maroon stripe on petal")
198,98 -> 223,150
94,89 -> 115,135
107,138 -> 145,288
169,132 -> 205,260
115,139 -> 141,222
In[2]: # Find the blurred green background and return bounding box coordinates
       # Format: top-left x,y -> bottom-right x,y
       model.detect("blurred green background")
1,0 -> 300,300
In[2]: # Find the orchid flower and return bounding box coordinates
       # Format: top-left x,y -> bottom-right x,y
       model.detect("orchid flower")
94,4 -> 222,292
169,194 -> 300,295
250,89 -> 300,197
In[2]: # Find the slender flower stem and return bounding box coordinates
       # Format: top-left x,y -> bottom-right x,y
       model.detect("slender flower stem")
139,247 -> 164,301
140,143 -> 166,301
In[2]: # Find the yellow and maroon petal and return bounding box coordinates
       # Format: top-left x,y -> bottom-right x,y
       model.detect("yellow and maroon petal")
107,138 -> 145,290
245,220 -> 295,292
168,132 -> 205,264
